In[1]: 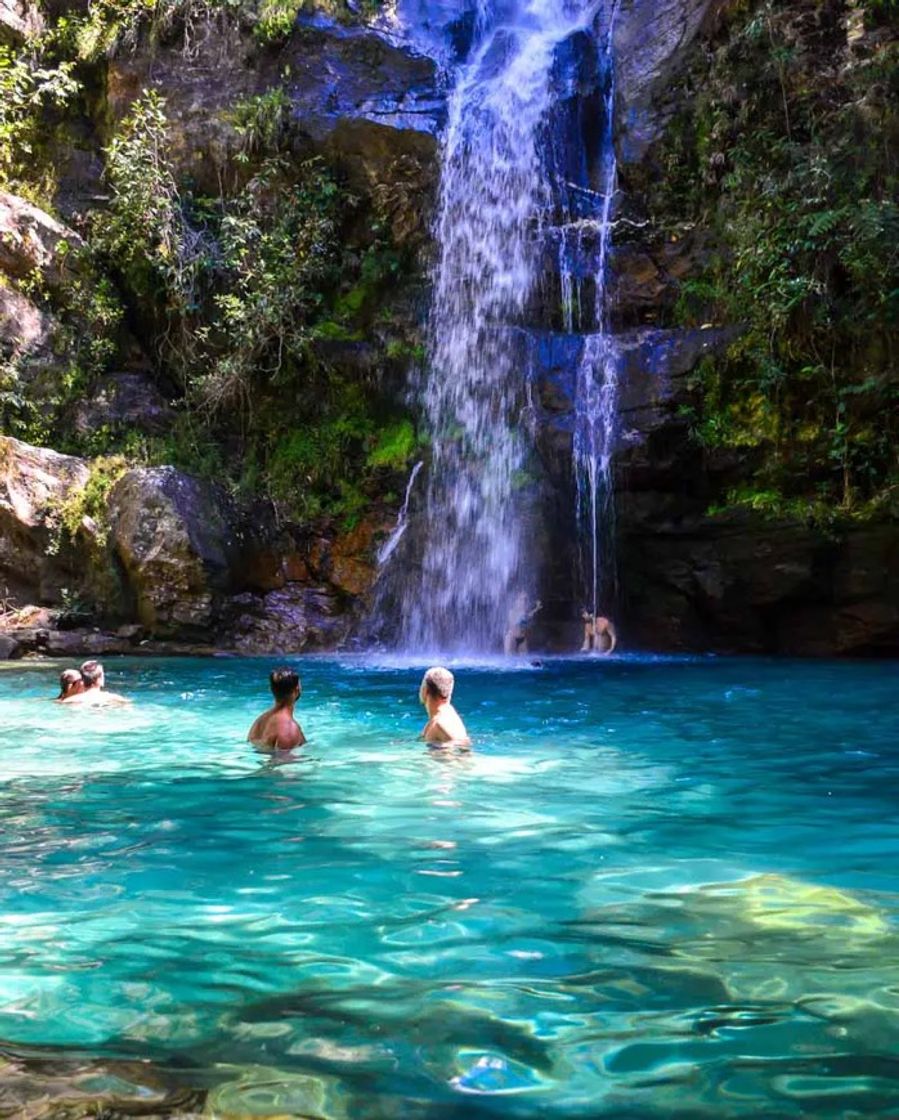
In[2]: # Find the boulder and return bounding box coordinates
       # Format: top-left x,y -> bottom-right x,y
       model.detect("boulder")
106,21 -> 442,195
0,634 -> 21,659
227,584 -> 351,653
0,285 -> 56,365
108,467 -> 239,638
0,436 -> 90,602
0,0 -> 43,43
0,192 -> 87,290
70,373 -> 174,437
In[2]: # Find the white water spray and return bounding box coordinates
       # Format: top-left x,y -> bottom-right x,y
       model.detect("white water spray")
377,460 -> 424,567
395,0 -> 606,651
570,0 -> 620,619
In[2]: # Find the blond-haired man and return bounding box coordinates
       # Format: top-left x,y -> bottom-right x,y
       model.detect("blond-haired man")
418,666 -> 471,748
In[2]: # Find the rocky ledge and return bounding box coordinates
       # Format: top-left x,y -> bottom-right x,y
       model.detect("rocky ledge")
0,436 -> 393,658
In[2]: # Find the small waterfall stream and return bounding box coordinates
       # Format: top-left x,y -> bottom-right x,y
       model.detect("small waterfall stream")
383,0 -> 622,652
569,1 -> 621,619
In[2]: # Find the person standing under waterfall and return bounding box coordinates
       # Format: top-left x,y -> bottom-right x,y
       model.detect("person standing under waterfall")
581,612 -> 618,655
504,592 -> 542,655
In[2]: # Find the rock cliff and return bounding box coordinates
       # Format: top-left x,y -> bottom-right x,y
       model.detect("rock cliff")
0,0 -> 894,657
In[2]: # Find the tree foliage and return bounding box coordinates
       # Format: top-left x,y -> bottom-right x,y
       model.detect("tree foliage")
648,0 -> 899,517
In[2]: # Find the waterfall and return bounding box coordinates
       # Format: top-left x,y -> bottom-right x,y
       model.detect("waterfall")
570,1 -> 620,619
392,0 -> 608,652
377,460 -> 424,567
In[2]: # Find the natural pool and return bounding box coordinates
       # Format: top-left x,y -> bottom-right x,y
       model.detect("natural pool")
0,655 -> 897,1118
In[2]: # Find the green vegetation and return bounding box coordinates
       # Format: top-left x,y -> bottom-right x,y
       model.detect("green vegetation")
46,455 -> 129,554
648,0 -> 899,518
86,92 -> 421,518
0,0 -> 420,533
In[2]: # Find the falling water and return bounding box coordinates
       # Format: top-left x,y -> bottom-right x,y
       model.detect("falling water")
394,0 -> 606,652
377,460 -> 424,567
570,1 -> 620,619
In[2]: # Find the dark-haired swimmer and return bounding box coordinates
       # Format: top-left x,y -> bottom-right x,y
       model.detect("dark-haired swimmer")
61,660 -> 131,706
419,666 -> 471,749
248,667 -> 306,751
57,668 -> 85,701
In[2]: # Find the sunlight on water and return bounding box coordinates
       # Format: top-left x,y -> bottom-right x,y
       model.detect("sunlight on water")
0,656 -> 897,1117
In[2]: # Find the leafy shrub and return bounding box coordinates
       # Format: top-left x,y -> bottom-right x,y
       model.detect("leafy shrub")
650,1 -> 899,514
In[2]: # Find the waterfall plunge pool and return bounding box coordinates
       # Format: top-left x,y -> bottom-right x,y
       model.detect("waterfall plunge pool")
0,654 -> 897,1117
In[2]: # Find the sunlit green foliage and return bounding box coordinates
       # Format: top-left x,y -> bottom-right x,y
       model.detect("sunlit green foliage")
0,44 -> 78,199
90,93 -> 418,520
650,0 -> 899,515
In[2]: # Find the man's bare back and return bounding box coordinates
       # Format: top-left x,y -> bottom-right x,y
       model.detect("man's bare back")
421,702 -> 470,747
418,667 -> 471,748
248,706 -> 305,751
248,667 -> 305,751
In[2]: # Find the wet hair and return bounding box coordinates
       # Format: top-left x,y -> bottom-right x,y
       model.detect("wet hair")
58,668 -> 82,698
80,660 -> 104,687
269,667 -> 300,703
421,666 -> 454,702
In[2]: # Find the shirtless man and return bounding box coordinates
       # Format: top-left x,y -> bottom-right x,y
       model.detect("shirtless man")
503,593 -> 543,655
581,612 -> 618,655
57,668 -> 84,701
419,666 -> 471,748
248,667 -> 306,751
61,660 -> 131,706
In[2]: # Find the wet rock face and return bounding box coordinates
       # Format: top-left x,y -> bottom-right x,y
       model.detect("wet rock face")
618,515 -> 899,656
106,20 -> 443,196
614,0 -> 726,164
0,436 -> 90,603
108,467 -> 239,638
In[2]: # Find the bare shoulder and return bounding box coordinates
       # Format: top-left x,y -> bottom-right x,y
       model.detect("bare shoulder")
434,706 -> 471,747
248,708 -> 273,744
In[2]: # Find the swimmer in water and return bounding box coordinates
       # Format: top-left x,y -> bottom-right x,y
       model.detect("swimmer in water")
56,667 -> 84,701
248,667 -> 306,751
419,666 -> 471,748
61,660 -> 131,706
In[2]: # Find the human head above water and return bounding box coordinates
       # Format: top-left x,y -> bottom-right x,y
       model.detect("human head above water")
269,667 -> 301,704
58,668 -> 83,699
419,666 -> 455,706
80,660 -> 105,688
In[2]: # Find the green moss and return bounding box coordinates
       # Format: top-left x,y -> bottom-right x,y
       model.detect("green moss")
46,454 -> 129,554
649,0 -> 899,516
366,419 -> 416,470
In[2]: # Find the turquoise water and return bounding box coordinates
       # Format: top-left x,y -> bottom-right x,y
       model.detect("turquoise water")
0,655 -> 898,1117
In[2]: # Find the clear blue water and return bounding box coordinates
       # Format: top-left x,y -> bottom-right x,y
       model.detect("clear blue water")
0,655 -> 898,1117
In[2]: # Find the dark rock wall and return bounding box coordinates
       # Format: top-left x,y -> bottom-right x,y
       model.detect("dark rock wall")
0,0 -> 895,656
